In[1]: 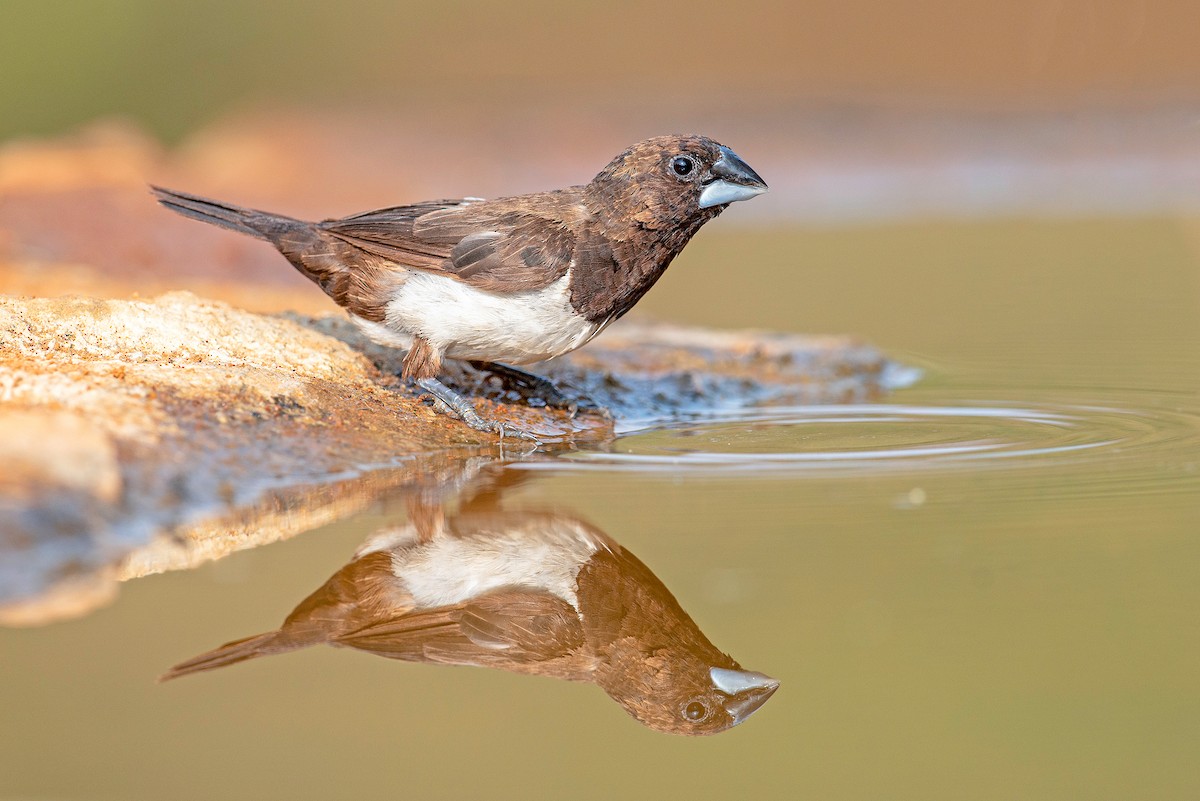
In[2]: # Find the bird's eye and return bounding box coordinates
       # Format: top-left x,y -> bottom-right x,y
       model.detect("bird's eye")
683,701 -> 708,721
671,156 -> 695,177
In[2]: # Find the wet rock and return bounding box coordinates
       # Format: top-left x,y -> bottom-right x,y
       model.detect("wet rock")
0,291 -> 909,625
0,292 -> 493,623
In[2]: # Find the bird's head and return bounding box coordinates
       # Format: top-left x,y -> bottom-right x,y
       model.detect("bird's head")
588,135 -> 768,230
599,645 -> 779,736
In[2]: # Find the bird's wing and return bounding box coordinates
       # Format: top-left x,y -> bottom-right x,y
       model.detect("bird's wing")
319,193 -> 584,293
333,587 -> 584,666
317,199 -> 468,272
277,551 -> 413,636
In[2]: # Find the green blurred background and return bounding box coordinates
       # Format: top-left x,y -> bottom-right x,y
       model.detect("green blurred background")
3,0 -> 1199,142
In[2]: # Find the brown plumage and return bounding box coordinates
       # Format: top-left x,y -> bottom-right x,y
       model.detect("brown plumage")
161,508 -> 779,735
152,135 -> 767,438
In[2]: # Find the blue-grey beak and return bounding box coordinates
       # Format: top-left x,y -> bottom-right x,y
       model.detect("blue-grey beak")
710,667 -> 780,725
698,146 -> 768,209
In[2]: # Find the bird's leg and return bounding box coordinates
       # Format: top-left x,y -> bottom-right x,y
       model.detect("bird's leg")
470,361 -> 607,419
405,338 -> 540,444
416,377 -> 541,444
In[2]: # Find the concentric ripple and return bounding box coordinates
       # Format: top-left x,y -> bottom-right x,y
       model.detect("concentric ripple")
527,392 -> 1200,494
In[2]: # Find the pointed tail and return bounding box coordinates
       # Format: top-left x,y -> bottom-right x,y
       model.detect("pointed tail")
150,185 -> 304,241
159,630 -> 294,682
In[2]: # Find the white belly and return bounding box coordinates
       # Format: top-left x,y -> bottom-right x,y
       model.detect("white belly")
355,516 -> 611,610
354,271 -> 601,365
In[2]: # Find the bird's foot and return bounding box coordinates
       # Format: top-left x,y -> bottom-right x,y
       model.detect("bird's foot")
469,361 -> 609,420
417,377 -> 542,444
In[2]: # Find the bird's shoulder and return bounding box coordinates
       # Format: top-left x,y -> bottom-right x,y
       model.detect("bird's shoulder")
574,545 -> 704,648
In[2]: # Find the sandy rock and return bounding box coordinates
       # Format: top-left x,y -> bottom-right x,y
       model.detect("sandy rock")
0,290 -> 910,625
0,409 -> 121,503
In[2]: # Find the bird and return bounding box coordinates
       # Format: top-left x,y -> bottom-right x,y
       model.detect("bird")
161,506 -> 779,735
151,135 -> 767,439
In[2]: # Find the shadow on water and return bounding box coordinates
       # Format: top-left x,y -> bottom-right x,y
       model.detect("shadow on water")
159,465 -> 779,735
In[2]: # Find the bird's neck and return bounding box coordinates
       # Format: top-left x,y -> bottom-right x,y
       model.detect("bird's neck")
572,186 -> 720,324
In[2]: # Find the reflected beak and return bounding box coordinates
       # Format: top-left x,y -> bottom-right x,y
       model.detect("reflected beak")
698,146 -> 769,209
710,667 -> 780,725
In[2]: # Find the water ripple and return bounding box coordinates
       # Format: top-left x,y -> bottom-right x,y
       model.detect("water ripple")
526,393 -> 1200,495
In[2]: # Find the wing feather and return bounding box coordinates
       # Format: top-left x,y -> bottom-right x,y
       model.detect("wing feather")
334,588 -> 583,667
319,192 -> 584,293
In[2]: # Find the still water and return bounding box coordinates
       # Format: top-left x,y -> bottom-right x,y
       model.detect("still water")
2,217 -> 1198,799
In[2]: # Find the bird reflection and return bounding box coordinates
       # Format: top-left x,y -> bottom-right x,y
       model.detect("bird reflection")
163,490 -> 777,735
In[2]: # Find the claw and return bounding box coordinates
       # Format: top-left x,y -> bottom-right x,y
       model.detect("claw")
494,421 -> 543,445
417,377 -> 543,444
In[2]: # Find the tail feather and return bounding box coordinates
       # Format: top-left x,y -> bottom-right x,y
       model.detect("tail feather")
150,185 -> 303,241
159,630 -> 291,682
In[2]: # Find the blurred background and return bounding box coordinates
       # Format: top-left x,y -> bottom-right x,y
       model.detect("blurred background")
5,0 -> 1200,136
3,0 -> 1200,222
2,2 -> 1199,801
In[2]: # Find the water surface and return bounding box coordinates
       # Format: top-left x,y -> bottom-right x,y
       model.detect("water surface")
2,217 -> 1198,801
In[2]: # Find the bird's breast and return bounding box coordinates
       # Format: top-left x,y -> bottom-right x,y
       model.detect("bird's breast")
378,271 -> 602,364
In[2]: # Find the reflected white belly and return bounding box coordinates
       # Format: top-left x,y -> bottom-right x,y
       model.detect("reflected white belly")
351,271 -> 601,365
355,516 -> 611,610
